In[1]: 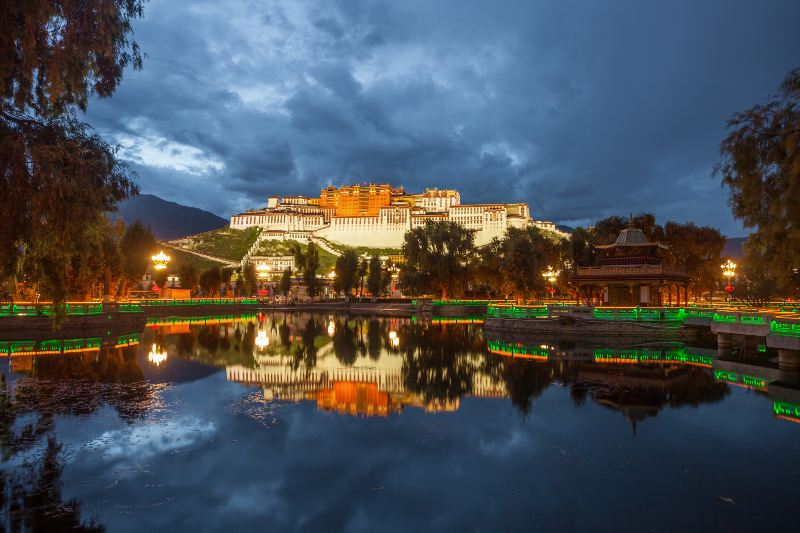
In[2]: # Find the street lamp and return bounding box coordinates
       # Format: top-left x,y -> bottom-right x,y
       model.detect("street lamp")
152,251 -> 171,271
721,260 -> 736,296
256,262 -> 270,279
542,265 -> 560,298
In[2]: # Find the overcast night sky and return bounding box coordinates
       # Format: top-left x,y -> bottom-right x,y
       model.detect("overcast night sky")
85,0 -> 800,236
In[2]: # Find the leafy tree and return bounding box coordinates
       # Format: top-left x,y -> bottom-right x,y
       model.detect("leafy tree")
718,68 -> 800,294
220,268 -> 233,296
302,242 -> 321,300
732,248 -> 778,305
199,266 -> 222,296
290,243 -> 320,299
474,238 -> 506,298
366,256 -> 389,300
279,268 -> 292,296
240,262 -> 257,296
357,258 -> 368,300
100,229 -> 124,300
399,220 -> 476,299
569,227 -> 596,268
663,222 -> 726,300
118,222 -> 156,297
334,249 -> 359,300
178,264 -> 199,294
0,1 -> 145,305
473,227 -> 561,301
500,227 -> 560,302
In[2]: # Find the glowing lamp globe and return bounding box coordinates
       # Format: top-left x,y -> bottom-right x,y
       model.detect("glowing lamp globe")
542,266 -> 560,285
152,251 -> 171,271
721,260 -> 737,280
256,263 -> 270,279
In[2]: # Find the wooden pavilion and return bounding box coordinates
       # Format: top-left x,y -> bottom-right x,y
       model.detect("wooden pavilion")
572,226 -> 689,306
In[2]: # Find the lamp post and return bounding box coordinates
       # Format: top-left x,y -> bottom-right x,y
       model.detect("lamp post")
721,259 -> 736,301
542,265 -> 560,300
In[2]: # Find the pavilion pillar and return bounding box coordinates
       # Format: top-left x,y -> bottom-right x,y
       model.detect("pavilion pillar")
717,333 -> 735,357
778,350 -> 800,371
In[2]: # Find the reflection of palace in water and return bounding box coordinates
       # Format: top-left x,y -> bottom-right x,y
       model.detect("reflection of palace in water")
3,312 -> 799,426
227,345 -> 507,417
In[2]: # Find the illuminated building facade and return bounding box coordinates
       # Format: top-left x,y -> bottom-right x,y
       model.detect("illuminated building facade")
229,183 -> 565,247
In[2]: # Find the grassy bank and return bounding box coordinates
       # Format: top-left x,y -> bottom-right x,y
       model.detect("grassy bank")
177,227 -> 260,261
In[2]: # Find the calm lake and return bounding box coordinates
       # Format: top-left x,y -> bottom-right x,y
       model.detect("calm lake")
1,313 -> 799,532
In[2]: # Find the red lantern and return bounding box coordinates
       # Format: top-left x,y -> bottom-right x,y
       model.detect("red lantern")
724,284 -> 734,293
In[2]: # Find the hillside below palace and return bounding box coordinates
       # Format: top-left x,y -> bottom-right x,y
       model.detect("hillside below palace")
230,184 -> 564,248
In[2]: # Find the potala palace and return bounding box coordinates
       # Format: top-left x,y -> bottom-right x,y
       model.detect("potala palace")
230,184 -> 565,248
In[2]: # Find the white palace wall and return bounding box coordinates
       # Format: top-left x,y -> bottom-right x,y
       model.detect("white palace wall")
229,197 -> 565,248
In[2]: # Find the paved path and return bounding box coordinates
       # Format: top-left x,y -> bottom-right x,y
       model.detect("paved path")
161,242 -> 239,267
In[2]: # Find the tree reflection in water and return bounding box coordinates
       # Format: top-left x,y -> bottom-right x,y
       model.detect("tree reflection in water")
1,437 -> 104,532
401,325 -> 484,403
290,318 -> 323,372
0,345 -> 153,459
367,319 -> 382,361
332,319 -> 358,366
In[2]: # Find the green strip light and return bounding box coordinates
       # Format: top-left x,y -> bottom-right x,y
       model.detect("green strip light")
487,339 -> 550,358
774,401 -> 800,421
714,370 -> 767,390
713,313 -> 738,324
770,321 -> 800,338
594,348 -> 712,367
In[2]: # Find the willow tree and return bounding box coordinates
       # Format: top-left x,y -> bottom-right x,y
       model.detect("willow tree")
718,68 -> 800,294
0,1 -> 145,303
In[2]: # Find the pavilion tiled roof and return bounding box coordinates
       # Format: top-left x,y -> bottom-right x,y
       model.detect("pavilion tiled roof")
595,227 -> 669,249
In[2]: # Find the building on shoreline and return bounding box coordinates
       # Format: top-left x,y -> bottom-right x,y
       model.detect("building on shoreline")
230,184 -> 565,248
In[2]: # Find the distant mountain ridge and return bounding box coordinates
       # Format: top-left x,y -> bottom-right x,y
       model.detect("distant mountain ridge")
723,236 -> 746,259
114,194 -> 228,240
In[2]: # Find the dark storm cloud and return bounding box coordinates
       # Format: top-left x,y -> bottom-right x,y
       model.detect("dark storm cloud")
86,0 -> 800,234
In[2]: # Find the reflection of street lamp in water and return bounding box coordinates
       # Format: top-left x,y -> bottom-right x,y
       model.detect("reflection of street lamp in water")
389,330 -> 399,347
328,320 -> 336,337
255,329 -> 269,351
148,344 -> 167,366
